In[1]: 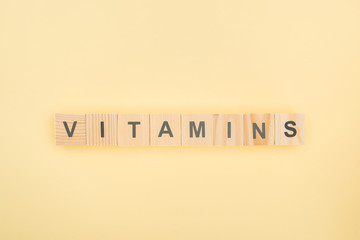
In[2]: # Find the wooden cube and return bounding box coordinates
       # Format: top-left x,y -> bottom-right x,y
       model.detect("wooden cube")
55,113 -> 86,145
244,114 -> 275,145
150,114 -> 181,146
182,114 -> 214,146
214,114 -> 244,146
86,113 -> 118,145
275,114 -> 305,145
118,114 -> 149,146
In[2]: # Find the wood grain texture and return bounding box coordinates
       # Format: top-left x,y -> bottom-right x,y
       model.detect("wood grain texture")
275,113 -> 305,145
55,113 -> 86,145
214,114 -> 244,146
244,114 -> 275,145
150,114 -> 181,146
86,113 -> 118,145
181,114 -> 214,146
118,114 -> 149,146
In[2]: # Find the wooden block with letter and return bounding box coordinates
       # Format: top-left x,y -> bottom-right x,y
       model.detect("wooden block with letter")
244,114 -> 275,145
182,114 -> 214,146
86,113 -> 118,145
275,113 -> 305,145
55,113 -> 86,145
150,114 -> 181,146
118,114 -> 149,146
214,114 -> 244,146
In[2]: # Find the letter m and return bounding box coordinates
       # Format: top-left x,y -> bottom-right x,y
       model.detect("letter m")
189,121 -> 205,138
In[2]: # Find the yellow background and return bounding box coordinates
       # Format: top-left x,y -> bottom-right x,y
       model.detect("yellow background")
1,0 -> 360,239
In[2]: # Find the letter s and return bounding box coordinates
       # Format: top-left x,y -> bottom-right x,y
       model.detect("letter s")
284,121 -> 297,137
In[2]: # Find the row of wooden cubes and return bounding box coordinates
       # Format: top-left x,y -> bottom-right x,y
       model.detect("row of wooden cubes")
55,113 -> 304,146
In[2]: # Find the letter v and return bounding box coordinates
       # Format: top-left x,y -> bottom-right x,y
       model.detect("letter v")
63,121 -> 77,137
